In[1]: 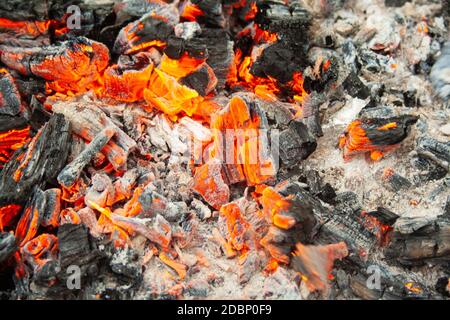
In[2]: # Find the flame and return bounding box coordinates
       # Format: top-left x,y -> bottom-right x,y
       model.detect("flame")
160,53 -> 205,79
245,2 -> 258,21
181,4 -> 204,21
259,186 -> 293,228
0,127 -> 30,168
103,63 -> 154,102
338,119 -> 393,161
144,68 -> 202,120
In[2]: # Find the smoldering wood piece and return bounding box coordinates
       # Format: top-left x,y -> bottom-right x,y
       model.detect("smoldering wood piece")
14,187 -> 46,246
210,94 -> 276,186
259,183 -> 320,263
40,188 -> 61,228
291,242 -> 348,294
255,1 -> 311,42
377,168 -> 412,193
52,103 -> 136,171
366,207 -> 399,226
58,127 -> 116,189
0,232 -> 17,264
196,28 -> 234,91
85,173 -> 115,209
386,216 -> 450,266
250,41 -> 308,84
57,223 -> 100,271
190,0 -> 225,28
345,261 -> 430,299
180,64 -> 217,96
0,37 -> 109,93
363,115 -> 419,147
0,114 -> 71,206
0,69 -> 22,116
342,71 -> 370,99
113,13 -> 174,55
0,115 -> 28,132
416,137 -> 450,171
113,168 -> 140,202
164,36 -> 208,60
276,120 -> 317,166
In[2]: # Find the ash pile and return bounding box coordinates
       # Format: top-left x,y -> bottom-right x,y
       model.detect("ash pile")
0,0 -> 449,300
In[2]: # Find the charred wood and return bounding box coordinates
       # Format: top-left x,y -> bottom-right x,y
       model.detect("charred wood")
58,127 -> 115,188
0,232 -> 16,264
0,114 -> 71,206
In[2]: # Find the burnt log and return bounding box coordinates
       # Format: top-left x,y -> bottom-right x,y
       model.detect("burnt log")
57,127 -> 115,188
52,103 -> 136,171
197,28 -> 234,91
0,113 -> 71,206
386,215 -> 450,266
0,68 -> 22,116
339,115 -> 419,161
276,120 -> 317,166
0,37 -> 109,93
0,232 -> 16,264
57,223 -> 101,279
113,13 -> 173,55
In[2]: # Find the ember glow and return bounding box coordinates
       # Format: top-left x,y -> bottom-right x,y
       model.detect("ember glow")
0,0 -> 444,302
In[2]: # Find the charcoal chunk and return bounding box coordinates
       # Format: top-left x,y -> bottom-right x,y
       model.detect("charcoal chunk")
0,114 -> 71,206
343,71 -> 370,99
385,0 -> 411,7
278,120 -> 317,165
0,232 -> 17,264
367,207 -> 399,226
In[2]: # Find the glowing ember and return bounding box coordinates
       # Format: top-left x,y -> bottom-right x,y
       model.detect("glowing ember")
0,127 -> 30,168
0,204 -> 22,231
292,242 -> 348,294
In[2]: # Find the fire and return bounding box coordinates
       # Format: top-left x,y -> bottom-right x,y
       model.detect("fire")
143,68 -> 200,119
103,63 -> 154,102
21,234 -> 58,269
0,204 -> 22,231
181,4 -> 204,22
160,53 -> 205,79
15,207 -> 40,247
359,211 -> 393,246
258,186 -> 294,229
338,119 -> 387,161
0,127 -> 30,168
227,24 -> 308,118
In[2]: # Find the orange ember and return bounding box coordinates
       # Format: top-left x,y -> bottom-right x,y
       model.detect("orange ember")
338,120 -> 397,161
181,4 -> 204,22
359,211 -> 393,246
0,204 -> 22,231
220,202 -> 250,252
160,53 -> 205,79
103,63 -> 154,102
0,127 -> 30,168
259,186 -> 293,229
